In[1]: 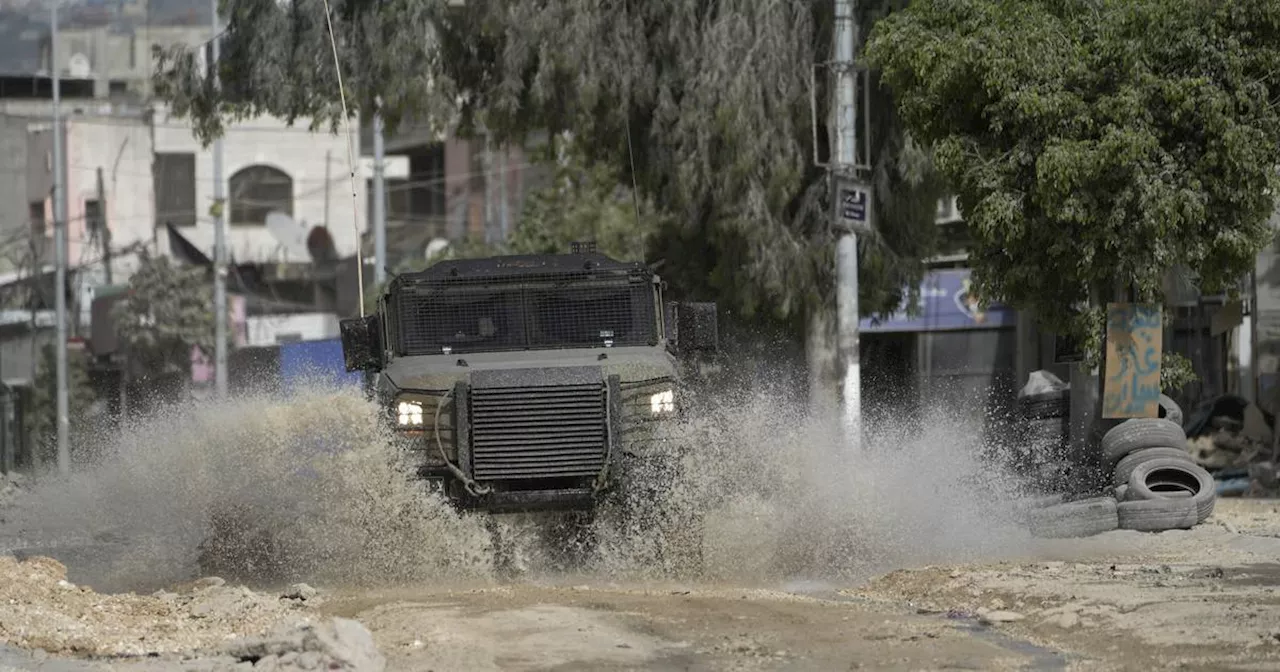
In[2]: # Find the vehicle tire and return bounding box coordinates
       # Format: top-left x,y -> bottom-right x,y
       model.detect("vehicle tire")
609,451 -> 705,576
1101,419 -> 1187,466
1127,457 -> 1216,524
1112,447 -> 1194,487
1116,497 -> 1198,532
1020,391 -> 1070,420
1025,496 -> 1119,539
1158,394 -> 1184,426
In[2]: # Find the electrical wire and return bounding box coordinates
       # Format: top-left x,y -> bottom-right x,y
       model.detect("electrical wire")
319,0 -> 364,317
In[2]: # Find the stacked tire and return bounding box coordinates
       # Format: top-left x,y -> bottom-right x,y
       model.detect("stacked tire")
1018,389 -> 1072,490
1024,394 -> 1216,538
1101,395 -> 1215,532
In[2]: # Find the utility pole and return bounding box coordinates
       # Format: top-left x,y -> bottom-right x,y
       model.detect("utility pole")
211,0 -> 228,398
51,0 -> 71,475
483,133 -> 495,244
497,146 -> 509,241
324,149 -> 332,229
98,167 -> 112,285
832,0 -> 866,449
372,100 -> 387,285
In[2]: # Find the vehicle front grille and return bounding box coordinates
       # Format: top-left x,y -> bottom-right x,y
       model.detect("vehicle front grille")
469,383 -> 609,480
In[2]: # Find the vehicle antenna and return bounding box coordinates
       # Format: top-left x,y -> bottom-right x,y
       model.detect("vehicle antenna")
624,116 -> 643,235
320,0 -> 365,317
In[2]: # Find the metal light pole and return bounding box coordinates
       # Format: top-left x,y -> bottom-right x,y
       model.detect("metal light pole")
51,1 -> 71,474
833,0 -> 865,449
211,0 -> 228,398
372,101 -> 387,285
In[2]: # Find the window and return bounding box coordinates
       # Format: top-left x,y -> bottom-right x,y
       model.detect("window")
84,198 -> 102,238
154,153 -> 196,227
229,165 -> 293,226
28,201 -> 45,238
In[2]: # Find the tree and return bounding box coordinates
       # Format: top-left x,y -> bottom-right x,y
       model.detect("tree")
865,0 -> 1280,360
110,252 -> 216,378
154,0 -> 943,337
30,343 -> 96,462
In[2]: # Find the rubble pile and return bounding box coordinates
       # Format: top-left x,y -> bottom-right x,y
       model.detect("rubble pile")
1184,395 -> 1280,497
0,554 -> 314,658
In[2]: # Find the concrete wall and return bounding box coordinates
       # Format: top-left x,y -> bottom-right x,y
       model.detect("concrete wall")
152,106 -> 365,264
0,114 -> 31,275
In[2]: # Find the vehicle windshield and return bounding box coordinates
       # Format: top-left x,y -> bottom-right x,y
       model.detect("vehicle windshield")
392,276 -> 659,355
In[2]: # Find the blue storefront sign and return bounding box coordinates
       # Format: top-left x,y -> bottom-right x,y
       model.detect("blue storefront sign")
279,338 -> 365,391
860,268 -> 1016,333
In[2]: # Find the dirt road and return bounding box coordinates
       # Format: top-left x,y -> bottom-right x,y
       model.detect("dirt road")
2,499 -> 1278,671
315,498 -> 1280,671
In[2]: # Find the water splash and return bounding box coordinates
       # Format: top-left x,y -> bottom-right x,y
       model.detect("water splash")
3,375 -> 1038,591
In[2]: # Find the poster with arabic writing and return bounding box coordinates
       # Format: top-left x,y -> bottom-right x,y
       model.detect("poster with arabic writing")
1102,303 -> 1163,419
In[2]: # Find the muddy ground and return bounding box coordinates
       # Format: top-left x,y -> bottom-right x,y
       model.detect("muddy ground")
1,498 -> 1277,671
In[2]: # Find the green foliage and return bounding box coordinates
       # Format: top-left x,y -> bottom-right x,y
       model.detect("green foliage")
1161,351 -> 1199,394
111,252 -> 216,377
508,139 -> 658,263
153,0 -> 944,333
30,343 -> 95,456
866,0 -> 1280,355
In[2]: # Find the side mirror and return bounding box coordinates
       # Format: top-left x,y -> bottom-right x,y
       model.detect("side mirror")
675,301 -> 719,353
339,315 -> 383,372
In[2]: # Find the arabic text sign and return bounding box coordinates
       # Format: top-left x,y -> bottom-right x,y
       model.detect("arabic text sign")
1102,303 -> 1163,419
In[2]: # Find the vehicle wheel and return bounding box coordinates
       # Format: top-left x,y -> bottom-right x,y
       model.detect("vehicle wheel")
1158,394 -> 1184,426
1100,419 -> 1187,466
542,510 -> 598,571
1112,446 -> 1194,487
1116,497 -> 1198,532
610,452 -> 705,576
1126,457 -> 1216,524
1025,496 -> 1118,539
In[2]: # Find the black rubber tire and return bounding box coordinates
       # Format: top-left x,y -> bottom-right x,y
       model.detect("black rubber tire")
1025,496 -> 1119,539
1127,457 -> 1216,524
1116,497 -> 1198,532
1100,419 -> 1187,466
1158,394 -> 1184,426
609,452 -> 705,576
1020,390 -> 1070,420
1112,447 -> 1195,487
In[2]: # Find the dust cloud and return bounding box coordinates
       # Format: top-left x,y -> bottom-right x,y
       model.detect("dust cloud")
2,375 -> 1039,592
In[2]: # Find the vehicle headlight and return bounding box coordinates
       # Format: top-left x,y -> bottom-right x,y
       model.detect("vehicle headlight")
396,400 -> 425,427
649,389 -> 675,415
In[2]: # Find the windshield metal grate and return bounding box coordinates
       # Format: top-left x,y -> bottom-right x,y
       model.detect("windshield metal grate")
395,273 -> 657,355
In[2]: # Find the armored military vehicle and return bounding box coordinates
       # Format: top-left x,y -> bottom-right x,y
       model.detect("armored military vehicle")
338,246 -> 718,517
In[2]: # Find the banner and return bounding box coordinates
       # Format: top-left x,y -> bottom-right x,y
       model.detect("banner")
860,269 -> 1015,333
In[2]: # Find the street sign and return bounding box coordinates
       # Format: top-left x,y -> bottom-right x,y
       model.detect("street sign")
359,156 -> 410,180
833,175 -> 872,233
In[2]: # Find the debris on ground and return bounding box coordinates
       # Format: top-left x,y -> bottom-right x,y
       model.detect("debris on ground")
1180,395 -> 1280,497
220,617 -> 385,671
0,555 -> 313,657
